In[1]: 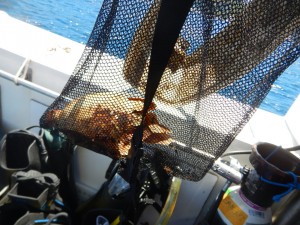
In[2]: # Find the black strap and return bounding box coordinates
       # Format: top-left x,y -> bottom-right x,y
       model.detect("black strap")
142,0 -> 195,119
121,2 -> 196,223
125,2 -> 195,222
128,0 -> 195,180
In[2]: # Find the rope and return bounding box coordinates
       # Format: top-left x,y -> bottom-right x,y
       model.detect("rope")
45,212 -> 69,225
260,171 -> 300,202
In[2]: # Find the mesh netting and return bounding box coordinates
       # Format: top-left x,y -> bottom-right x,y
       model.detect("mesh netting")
40,0 -> 300,181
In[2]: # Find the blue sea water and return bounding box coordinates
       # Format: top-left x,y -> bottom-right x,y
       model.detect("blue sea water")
0,0 -> 299,116
0,0 -> 103,44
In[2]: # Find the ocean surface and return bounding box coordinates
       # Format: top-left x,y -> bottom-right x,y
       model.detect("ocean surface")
0,0 -> 299,116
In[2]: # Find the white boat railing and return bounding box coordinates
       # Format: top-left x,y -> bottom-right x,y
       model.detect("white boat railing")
0,59 -> 59,99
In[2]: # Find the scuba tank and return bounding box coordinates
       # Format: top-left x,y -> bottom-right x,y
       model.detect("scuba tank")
214,142 -> 300,225
215,185 -> 272,225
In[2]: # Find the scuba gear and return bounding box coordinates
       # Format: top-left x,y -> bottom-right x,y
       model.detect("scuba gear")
0,127 -> 48,194
215,143 -> 300,225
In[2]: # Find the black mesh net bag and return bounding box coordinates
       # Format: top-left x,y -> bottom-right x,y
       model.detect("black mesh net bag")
40,0 -> 300,181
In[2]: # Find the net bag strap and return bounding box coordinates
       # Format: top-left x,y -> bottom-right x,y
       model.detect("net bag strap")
127,0 -> 195,181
